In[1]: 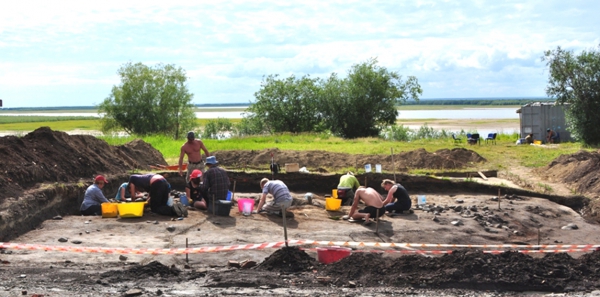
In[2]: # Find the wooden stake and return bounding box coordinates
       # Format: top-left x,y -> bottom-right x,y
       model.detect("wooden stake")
375,208 -> 380,234
186,238 -> 189,264
365,176 -> 367,188
391,148 -> 396,181
282,205 -> 288,247
213,194 -> 216,215
232,180 -> 237,202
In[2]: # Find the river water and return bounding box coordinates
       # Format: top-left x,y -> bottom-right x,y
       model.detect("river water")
0,107 -> 519,120
0,107 -> 520,137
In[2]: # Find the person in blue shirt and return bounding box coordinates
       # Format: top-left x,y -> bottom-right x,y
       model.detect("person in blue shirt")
80,175 -> 109,216
115,182 -> 144,202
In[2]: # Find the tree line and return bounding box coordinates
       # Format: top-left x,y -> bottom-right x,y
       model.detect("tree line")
98,45 -> 600,145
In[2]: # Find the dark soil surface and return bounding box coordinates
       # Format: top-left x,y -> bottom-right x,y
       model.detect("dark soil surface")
318,249 -> 600,292
257,246 -> 318,273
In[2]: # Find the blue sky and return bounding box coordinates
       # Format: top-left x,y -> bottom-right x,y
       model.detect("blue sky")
1,1 -> 599,108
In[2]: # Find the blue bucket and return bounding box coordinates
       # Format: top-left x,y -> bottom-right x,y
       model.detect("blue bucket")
180,194 -> 189,206
226,191 -> 232,201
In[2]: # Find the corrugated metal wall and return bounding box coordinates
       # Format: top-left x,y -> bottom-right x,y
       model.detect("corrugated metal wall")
519,103 -> 570,142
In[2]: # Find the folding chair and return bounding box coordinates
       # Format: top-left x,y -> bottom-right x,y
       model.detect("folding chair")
452,133 -> 462,143
485,133 -> 497,144
467,133 -> 480,145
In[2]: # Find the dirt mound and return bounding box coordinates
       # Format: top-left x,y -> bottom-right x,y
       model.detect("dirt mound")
320,250 -> 600,291
537,150 -> 600,198
215,148 -> 486,172
0,127 -> 168,202
100,261 -> 181,282
257,246 -> 317,272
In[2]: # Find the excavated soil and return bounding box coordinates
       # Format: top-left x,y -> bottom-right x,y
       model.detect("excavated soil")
0,127 -> 168,203
2,127 -> 600,296
215,147 -> 486,173
537,149 -> 600,197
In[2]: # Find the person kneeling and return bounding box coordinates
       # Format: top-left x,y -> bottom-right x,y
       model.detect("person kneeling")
186,170 -> 207,210
381,179 -> 413,215
256,178 -> 294,217
346,187 -> 385,225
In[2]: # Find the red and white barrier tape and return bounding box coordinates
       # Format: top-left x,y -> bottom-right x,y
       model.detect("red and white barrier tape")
1,240 -> 598,255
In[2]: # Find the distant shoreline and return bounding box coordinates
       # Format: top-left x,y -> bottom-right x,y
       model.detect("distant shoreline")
0,97 -> 552,111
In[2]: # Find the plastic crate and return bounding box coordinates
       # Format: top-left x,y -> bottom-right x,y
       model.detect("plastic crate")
117,202 -> 145,218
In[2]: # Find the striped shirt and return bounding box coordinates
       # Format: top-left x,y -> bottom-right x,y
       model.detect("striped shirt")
262,180 -> 292,204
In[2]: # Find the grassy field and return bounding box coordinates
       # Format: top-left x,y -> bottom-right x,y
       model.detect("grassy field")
97,133 -> 587,173
0,117 -> 239,131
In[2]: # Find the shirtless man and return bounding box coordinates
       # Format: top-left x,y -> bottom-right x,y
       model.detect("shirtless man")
346,187 -> 385,225
178,131 -> 210,183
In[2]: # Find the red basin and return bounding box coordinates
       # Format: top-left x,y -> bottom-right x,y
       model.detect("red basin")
316,247 -> 352,264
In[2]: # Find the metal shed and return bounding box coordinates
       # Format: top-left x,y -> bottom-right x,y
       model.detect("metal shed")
517,102 -> 571,142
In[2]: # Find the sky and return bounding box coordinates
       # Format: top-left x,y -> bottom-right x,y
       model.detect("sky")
1,1 -> 599,108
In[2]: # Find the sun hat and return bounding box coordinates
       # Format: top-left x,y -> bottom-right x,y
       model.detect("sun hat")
94,175 -> 108,183
187,131 -> 195,139
205,156 -> 218,165
190,169 -> 203,179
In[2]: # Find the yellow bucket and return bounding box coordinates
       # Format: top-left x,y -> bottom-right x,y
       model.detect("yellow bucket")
325,198 -> 342,211
534,140 -> 542,145
332,189 -> 338,198
101,203 -> 118,218
117,202 -> 145,218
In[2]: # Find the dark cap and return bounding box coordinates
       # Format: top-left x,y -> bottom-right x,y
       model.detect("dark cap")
187,131 -> 195,139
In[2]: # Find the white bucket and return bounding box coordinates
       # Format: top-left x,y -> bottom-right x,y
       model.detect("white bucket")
243,202 -> 252,216
365,164 -> 372,173
305,192 -> 313,204
375,164 -> 382,173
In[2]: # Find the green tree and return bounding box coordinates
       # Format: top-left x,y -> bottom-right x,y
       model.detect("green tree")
321,58 -> 422,138
248,75 -> 323,133
543,45 -> 600,145
202,118 -> 234,139
99,62 -> 196,138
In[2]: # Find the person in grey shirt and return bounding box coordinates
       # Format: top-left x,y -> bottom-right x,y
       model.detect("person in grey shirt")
80,175 -> 109,216
256,178 -> 294,217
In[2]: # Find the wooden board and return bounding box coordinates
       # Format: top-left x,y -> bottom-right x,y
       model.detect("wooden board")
477,171 -> 488,180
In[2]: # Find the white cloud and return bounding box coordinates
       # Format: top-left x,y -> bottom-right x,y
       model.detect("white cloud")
0,0 -> 599,107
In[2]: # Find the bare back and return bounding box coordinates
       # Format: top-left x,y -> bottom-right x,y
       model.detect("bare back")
356,187 -> 384,208
181,140 -> 203,163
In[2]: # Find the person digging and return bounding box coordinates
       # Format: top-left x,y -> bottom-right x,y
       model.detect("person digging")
343,187 -> 385,226
255,178 -> 294,218
381,179 -> 413,216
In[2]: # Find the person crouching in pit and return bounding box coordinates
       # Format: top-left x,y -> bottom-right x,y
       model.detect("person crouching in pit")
255,178 -> 294,217
345,187 -> 385,226
186,169 -> 207,210
381,179 -> 413,215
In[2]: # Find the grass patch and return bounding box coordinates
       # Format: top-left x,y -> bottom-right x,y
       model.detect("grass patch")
0,119 -> 103,131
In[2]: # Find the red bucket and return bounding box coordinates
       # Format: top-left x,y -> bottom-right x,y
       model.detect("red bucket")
316,247 -> 352,264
